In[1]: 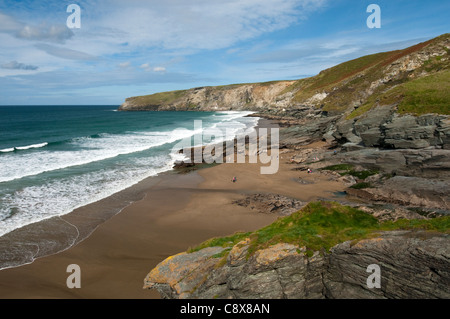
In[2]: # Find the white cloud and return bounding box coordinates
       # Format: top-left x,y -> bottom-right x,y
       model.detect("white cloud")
153,66 -> 166,72
138,64 -> 166,72
0,12 -> 74,43
118,61 -> 131,68
16,24 -> 74,43
0,0 -> 330,103
139,63 -> 151,71
88,0 -> 328,51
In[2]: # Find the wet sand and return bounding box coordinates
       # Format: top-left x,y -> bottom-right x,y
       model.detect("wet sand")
0,125 -> 345,299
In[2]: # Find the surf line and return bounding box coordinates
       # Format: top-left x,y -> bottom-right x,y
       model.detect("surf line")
0,142 -> 48,153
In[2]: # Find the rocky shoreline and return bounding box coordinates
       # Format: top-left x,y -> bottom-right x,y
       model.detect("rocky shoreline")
143,112 -> 449,299
137,34 -> 450,299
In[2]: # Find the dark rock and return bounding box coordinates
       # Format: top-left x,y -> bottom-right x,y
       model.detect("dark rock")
341,142 -> 364,151
232,193 -> 306,216
383,114 -> 437,149
354,106 -> 395,147
334,148 -> 450,179
347,176 -> 450,210
328,107 -> 449,150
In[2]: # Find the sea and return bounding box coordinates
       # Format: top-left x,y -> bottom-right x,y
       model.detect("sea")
0,105 -> 258,269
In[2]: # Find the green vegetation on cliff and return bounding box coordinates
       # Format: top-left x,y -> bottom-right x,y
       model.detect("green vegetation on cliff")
128,89 -> 188,106
349,69 -> 450,118
379,69 -> 449,115
321,164 -> 379,180
285,51 -> 395,106
281,36 -> 444,112
189,201 -> 450,258
122,34 -> 449,118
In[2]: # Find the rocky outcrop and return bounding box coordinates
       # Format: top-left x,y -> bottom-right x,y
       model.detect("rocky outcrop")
330,147 -> 450,179
144,231 -> 450,299
232,194 -> 306,216
310,145 -> 450,210
333,107 -> 450,150
346,176 -> 450,210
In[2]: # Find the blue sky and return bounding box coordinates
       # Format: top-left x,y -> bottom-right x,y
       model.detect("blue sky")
0,0 -> 448,105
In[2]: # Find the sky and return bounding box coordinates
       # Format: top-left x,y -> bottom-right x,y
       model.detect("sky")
0,0 -> 449,105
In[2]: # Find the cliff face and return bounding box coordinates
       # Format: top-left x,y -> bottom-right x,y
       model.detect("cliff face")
144,231 -> 449,299
118,81 -> 295,112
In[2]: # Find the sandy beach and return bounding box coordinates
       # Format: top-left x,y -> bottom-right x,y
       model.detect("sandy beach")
0,121 -> 345,299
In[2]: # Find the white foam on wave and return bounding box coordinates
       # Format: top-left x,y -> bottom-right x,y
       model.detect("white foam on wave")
0,142 -> 48,153
0,154 -> 175,237
15,142 -> 48,150
202,111 -> 259,146
0,129 -> 202,183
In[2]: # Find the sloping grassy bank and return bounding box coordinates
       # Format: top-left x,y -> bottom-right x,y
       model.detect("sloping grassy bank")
189,201 -> 450,258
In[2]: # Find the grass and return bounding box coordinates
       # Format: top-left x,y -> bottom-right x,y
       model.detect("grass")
320,164 -> 379,180
350,182 -> 372,189
347,52 -> 450,119
128,80 -> 289,107
246,202 -> 381,256
349,69 -> 450,118
396,69 -> 450,115
321,164 -> 354,171
345,169 -> 379,180
287,46 -> 434,112
130,89 -> 188,106
286,52 -> 394,106
279,35 -> 449,115
188,201 -> 450,259
188,231 -> 251,253
308,52 -> 393,92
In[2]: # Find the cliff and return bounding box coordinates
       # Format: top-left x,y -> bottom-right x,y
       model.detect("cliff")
144,202 -> 450,299
118,80 -> 295,112
119,33 -> 449,118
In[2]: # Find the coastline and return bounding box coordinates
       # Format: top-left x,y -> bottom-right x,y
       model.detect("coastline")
0,117 -> 346,298
0,112 -> 261,271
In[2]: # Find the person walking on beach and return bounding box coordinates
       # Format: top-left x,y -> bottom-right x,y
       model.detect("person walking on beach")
232,176 -> 237,183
